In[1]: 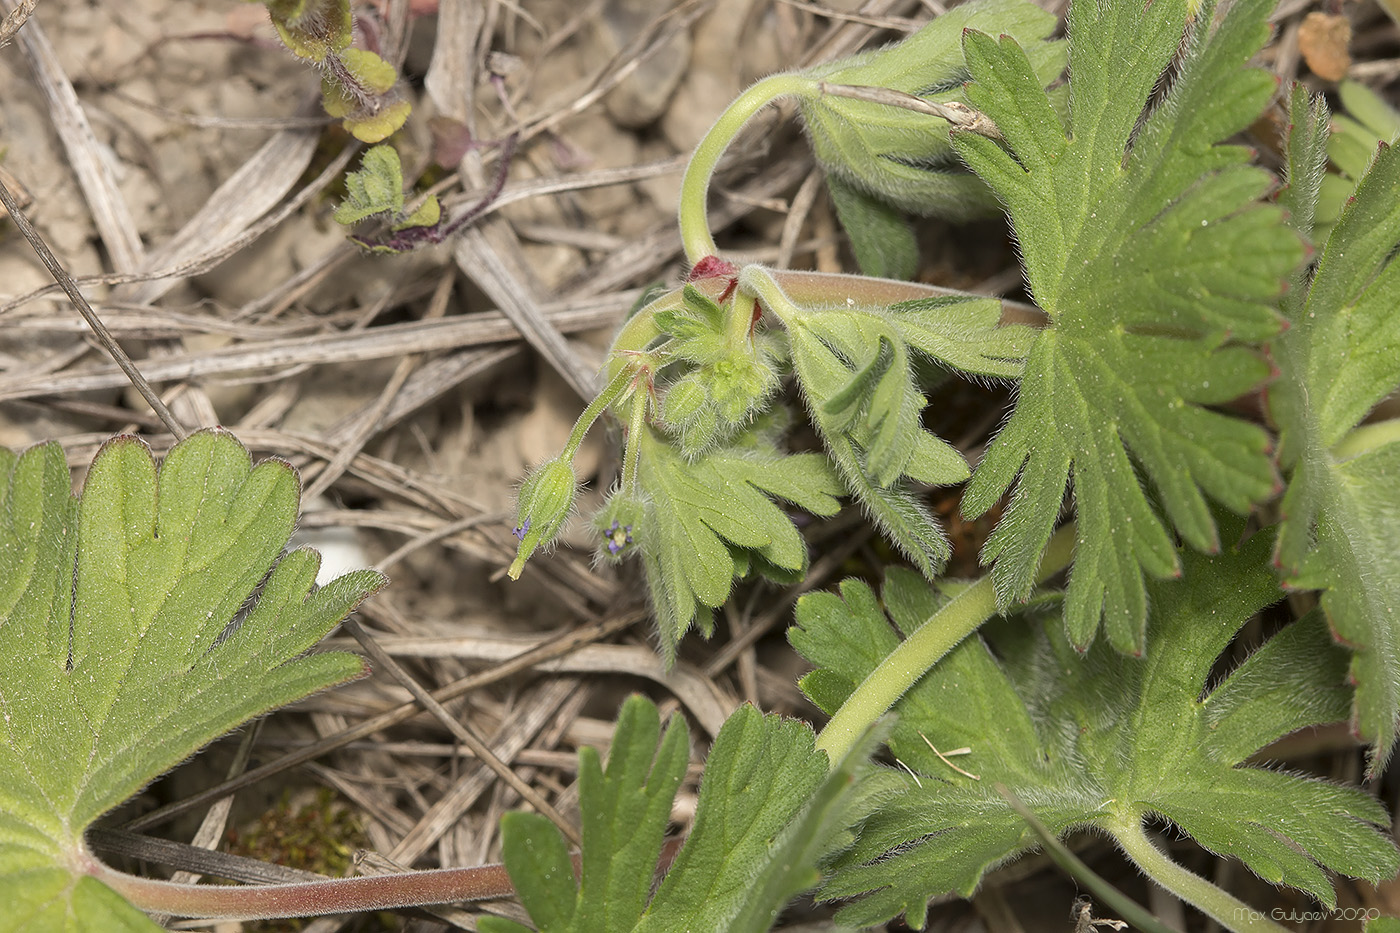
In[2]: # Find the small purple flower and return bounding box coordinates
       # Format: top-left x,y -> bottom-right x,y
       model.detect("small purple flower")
513,518 -> 531,541
605,520 -> 633,555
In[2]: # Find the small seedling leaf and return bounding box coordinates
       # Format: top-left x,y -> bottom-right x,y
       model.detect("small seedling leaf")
266,0 -> 352,61
335,145 -> 408,225
339,48 -> 398,95
394,194 -> 442,231
324,85 -> 411,143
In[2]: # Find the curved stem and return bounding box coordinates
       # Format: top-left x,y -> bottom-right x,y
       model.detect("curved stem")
1109,816 -> 1289,933
815,524 -> 1076,763
737,265 -> 802,326
678,73 -> 818,264
606,311 -> 665,376
603,279 -> 735,384
725,288 -> 759,350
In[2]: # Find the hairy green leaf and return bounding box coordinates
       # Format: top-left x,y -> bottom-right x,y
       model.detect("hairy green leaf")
634,706 -> 832,932
791,537 -> 1396,929
492,813 -> 577,932
1313,81 -> 1400,241
798,0 -> 1062,219
335,146 -> 407,225
956,0 -> 1298,651
632,425 -> 843,660
494,697 -> 860,933
825,174 -> 918,280
492,696 -> 688,933
338,47 -> 397,94
1328,81 -> 1400,192
789,313 -> 957,576
527,268 -> 1030,658
265,0 -> 352,61
576,698 -> 689,928
321,49 -> 410,143
1271,84 -> 1400,770
335,145 -> 440,231
743,266 -> 1031,579
0,430 -> 384,932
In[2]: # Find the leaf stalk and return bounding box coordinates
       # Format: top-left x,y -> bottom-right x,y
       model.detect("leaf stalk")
678,73 -> 817,263
620,377 -> 650,492
562,365 -> 635,461
1107,816 -> 1290,933
90,852 -> 516,922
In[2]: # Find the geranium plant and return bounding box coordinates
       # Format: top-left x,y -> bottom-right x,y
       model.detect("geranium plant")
3,0 -> 1400,929
507,0 -> 1400,927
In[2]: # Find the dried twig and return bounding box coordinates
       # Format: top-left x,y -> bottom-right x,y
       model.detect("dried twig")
0,174 -> 187,439
341,618 -> 583,847
0,0 -> 35,47
818,81 -> 1005,139
122,610 -> 645,833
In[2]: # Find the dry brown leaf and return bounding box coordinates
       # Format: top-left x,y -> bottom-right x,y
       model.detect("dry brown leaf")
1298,11 -> 1352,82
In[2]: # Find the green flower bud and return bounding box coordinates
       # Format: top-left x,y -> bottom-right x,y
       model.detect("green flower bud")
677,403 -> 720,458
661,374 -> 708,427
508,458 -> 577,580
710,353 -> 777,426
591,490 -> 647,565
659,373 -> 723,456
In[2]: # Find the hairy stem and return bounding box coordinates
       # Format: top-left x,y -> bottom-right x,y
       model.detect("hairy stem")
603,278 -> 729,384
562,366 -> 634,461
621,380 -> 649,492
90,836 -> 688,921
815,525 -> 1076,762
725,288 -> 759,350
678,73 -> 816,263
89,850 -> 519,922
997,787 -> 1180,933
1109,815 -> 1289,933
